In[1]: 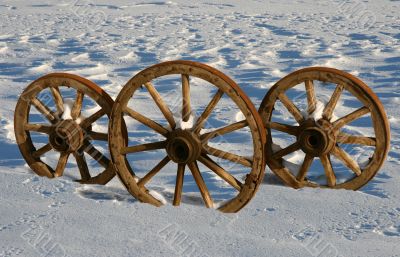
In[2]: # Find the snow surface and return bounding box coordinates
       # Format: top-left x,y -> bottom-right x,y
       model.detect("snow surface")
177,114 -> 195,130
0,1 -> 400,257
60,99 -> 75,121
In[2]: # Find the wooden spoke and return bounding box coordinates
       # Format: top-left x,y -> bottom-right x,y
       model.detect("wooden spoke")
266,122 -> 298,136
107,61 -> 268,211
80,109 -> 106,129
187,161 -> 213,208
87,131 -> 108,141
123,106 -> 169,136
50,87 -> 64,115
203,145 -> 253,167
320,154 -> 336,187
201,120 -> 248,141
259,67 -> 391,190
173,164 -> 185,206
331,146 -> 362,176
32,143 -> 52,158
296,154 -> 314,181
272,142 -> 301,159
322,84 -> 344,121
305,80 -> 317,115
73,152 -> 91,181
83,142 -> 110,168
199,155 -> 242,191
15,73 -> 116,184
278,93 -> 304,123
31,98 -> 57,122
337,133 -> 376,146
144,82 -> 176,129
54,152 -> 69,177
24,123 -> 52,134
71,91 -> 84,120
182,74 -> 191,122
137,156 -> 170,187
120,141 -> 167,155
193,89 -> 224,133
333,107 -> 370,129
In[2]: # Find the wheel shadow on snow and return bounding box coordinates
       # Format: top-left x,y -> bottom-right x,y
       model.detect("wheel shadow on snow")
261,169 -> 392,199
358,172 -> 392,199
75,184 -> 138,204
262,173 -> 287,187
0,139 -> 27,169
73,182 -> 217,208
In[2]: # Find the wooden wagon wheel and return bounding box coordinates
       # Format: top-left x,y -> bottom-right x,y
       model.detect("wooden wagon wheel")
109,60 -> 266,213
259,67 -> 390,190
14,73 -> 117,184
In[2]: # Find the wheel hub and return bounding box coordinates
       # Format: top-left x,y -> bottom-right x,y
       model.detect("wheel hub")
166,129 -> 201,164
49,120 -> 84,153
298,119 -> 336,157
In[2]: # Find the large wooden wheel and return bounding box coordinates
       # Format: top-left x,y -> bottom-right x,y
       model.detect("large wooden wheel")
259,67 -> 390,190
14,73 -> 116,184
109,60 -> 266,213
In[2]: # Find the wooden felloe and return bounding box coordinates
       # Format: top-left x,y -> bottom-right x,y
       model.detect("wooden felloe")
258,67 -> 390,190
14,73 -> 117,184
14,63 -> 391,212
108,60 -> 266,213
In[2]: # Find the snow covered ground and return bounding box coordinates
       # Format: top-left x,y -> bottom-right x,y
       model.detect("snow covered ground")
0,0 -> 399,256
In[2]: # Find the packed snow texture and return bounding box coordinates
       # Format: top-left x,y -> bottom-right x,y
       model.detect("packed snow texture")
0,1 -> 399,257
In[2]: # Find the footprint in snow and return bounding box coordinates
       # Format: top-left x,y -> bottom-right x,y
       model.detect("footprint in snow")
23,177 -> 70,199
339,208 -> 400,240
